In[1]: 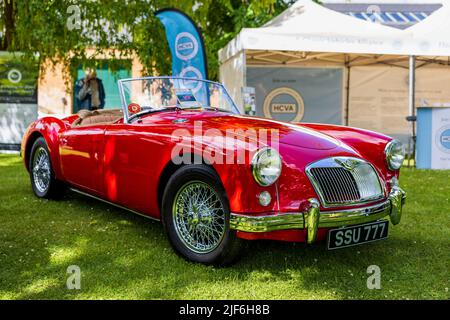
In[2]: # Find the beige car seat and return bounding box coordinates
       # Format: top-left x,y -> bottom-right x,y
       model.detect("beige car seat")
72,109 -> 123,127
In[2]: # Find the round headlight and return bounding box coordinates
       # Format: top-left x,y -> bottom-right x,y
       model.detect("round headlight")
251,147 -> 282,186
385,140 -> 405,170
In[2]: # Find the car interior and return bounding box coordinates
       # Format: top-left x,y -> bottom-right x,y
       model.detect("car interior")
72,109 -> 123,127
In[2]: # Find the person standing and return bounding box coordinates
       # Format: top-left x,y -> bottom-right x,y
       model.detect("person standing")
75,68 -> 106,111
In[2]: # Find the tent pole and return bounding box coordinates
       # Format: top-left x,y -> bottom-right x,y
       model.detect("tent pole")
408,55 -> 416,167
409,55 -> 416,124
345,64 -> 350,126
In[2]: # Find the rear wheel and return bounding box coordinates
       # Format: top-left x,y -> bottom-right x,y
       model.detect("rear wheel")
29,137 -> 65,199
161,165 -> 242,266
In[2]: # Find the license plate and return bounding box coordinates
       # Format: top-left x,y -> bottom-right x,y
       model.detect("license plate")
327,220 -> 389,250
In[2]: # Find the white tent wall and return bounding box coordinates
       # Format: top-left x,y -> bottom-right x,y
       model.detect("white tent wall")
220,51 -> 246,113
349,64 -> 450,145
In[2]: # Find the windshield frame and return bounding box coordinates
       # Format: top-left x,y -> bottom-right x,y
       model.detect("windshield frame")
118,76 -> 240,123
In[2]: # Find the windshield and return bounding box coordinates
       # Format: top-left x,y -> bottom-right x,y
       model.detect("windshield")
118,77 -> 240,122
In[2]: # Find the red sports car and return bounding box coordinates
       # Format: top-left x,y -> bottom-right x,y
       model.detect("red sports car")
22,76 -> 406,265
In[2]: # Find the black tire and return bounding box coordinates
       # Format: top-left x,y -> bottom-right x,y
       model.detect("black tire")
29,137 -> 66,199
161,165 -> 242,266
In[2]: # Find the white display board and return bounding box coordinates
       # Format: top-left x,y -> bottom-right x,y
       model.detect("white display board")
417,107 -> 450,169
431,108 -> 450,169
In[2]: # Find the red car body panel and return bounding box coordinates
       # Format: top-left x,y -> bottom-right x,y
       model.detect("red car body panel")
22,110 -> 397,242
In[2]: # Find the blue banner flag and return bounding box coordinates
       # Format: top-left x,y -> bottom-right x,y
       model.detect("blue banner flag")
155,8 -> 209,104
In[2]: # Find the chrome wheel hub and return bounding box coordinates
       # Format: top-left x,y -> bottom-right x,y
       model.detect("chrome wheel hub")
172,181 -> 226,254
32,147 -> 51,193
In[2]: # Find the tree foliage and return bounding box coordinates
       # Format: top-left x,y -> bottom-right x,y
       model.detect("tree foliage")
0,0 -> 297,80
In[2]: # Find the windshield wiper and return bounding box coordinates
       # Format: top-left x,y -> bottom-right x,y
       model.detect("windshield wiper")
177,106 -> 232,113
128,107 -> 180,123
204,106 -> 231,113
128,105 -> 233,123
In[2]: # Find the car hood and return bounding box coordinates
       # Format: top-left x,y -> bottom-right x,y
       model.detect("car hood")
198,113 -> 342,151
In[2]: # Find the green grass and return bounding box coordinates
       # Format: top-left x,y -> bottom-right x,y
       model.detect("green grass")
0,154 -> 448,300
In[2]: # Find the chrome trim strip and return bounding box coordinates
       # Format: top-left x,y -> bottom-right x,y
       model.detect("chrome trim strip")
230,187 -> 406,240
275,182 -> 281,212
117,79 -> 129,124
318,200 -> 390,228
229,212 -> 304,233
69,188 -> 160,222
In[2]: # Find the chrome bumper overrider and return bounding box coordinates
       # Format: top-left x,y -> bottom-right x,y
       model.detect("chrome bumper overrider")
230,187 -> 406,244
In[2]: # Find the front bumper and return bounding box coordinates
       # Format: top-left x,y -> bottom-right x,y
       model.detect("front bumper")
230,187 -> 406,244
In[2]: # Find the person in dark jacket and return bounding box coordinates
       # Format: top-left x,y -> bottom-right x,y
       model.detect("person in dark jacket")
75,68 -> 106,111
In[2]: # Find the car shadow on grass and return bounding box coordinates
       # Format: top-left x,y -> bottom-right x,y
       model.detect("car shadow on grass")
10,190 -> 446,300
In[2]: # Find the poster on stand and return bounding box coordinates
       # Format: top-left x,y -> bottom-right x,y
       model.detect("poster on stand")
0,52 -> 39,150
247,67 -> 343,125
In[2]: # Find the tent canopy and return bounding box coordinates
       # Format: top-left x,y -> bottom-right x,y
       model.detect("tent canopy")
407,2 -> 450,39
219,0 -> 450,64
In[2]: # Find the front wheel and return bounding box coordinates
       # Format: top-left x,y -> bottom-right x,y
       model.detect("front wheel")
29,137 -> 66,199
161,165 -> 242,266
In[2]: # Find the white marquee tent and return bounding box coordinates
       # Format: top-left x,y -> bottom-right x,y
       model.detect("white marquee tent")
406,2 -> 450,45
220,0 -> 450,58
219,0 -> 450,154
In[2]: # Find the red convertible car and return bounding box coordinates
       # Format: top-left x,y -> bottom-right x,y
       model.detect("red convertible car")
22,76 -> 406,265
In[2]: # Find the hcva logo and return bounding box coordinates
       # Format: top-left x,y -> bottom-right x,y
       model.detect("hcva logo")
177,42 -> 194,51
271,103 -> 296,113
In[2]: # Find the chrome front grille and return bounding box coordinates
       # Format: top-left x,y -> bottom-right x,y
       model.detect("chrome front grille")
309,167 -> 360,203
306,157 -> 384,207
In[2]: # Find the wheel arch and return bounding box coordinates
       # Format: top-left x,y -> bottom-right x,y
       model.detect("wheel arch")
24,131 -> 44,171
156,146 -> 272,216
156,153 -> 223,214
22,117 -> 66,179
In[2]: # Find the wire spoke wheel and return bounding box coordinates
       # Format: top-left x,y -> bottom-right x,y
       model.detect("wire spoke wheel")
172,181 -> 226,254
32,147 -> 51,193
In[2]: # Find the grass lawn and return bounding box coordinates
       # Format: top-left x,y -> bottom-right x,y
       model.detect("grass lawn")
0,153 -> 448,300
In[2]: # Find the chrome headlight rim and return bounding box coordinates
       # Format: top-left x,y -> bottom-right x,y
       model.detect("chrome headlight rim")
385,139 -> 405,171
251,147 -> 282,187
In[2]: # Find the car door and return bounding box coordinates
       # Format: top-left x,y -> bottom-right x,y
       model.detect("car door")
103,113 -> 180,217
59,124 -> 107,196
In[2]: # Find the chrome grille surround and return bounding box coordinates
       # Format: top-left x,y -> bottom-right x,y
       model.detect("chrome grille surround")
306,157 -> 385,208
